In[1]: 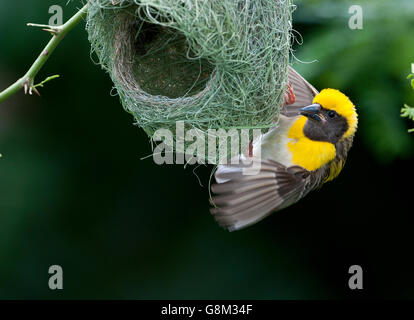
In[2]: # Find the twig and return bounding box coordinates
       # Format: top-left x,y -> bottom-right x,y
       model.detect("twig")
0,3 -> 89,104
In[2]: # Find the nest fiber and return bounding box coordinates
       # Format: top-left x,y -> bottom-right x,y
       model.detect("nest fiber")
86,0 -> 293,150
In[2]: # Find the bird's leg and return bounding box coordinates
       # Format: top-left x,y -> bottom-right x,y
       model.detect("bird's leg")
284,83 -> 296,105
248,139 -> 253,157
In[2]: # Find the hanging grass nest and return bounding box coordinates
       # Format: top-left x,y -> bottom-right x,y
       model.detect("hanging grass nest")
86,0 -> 293,153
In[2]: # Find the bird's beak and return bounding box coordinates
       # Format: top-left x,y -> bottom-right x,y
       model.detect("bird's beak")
300,103 -> 322,122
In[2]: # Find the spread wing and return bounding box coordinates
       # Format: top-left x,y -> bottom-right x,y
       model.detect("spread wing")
281,66 -> 320,117
210,159 -> 316,231
209,67 -> 323,231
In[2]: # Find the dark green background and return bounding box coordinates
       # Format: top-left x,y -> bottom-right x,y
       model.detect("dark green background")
0,0 -> 413,299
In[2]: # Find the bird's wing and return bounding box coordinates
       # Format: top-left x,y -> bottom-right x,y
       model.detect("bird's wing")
280,66 -> 320,117
210,159 -> 314,231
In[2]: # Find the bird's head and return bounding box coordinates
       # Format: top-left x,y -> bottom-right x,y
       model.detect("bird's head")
299,88 -> 358,144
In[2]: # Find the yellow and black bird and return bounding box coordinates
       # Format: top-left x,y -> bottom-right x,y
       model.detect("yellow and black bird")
210,67 -> 358,231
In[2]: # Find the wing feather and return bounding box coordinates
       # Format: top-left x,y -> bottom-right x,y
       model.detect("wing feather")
281,66 -> 320,117
210,159 -> 311,231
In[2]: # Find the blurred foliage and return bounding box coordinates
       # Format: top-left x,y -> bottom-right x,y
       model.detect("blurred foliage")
401,72 -> 414,132
293,0 -> 414,162
0,0 -> 414,300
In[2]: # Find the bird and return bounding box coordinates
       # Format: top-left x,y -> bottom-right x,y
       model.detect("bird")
210,66 -> 358,231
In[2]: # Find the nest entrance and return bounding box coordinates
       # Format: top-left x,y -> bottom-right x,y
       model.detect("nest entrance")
131,20 -> 214,98
87,0 -> 293,158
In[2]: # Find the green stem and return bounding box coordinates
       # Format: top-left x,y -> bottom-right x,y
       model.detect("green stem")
0,3 -> 89,104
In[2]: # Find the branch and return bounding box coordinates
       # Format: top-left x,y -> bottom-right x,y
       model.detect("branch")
0,3 -> 89,104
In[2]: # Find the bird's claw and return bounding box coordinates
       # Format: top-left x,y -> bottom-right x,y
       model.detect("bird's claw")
284,83 -> 296,105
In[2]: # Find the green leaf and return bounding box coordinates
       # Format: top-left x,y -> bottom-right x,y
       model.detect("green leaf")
402,69 -> 414,133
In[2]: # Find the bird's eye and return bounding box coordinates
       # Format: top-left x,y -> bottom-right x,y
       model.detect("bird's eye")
327,110 -> 337,118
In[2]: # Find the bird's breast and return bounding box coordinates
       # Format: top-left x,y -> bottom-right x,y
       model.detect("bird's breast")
252,115 -> 296,167
254,115 -> 337,171
287,138 -> 336,171
287,116 -> 336,171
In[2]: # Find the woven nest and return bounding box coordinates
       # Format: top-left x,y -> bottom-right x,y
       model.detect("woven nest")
86,0 -> 293,156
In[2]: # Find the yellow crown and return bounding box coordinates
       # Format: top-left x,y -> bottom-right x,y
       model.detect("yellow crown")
313,88 -> 358,138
